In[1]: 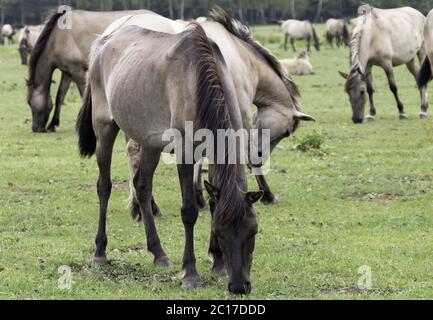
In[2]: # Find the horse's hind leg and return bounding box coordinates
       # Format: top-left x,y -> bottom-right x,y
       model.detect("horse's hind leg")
306,36 -> 311,52
291,37 -> 296,52
284,34 -> 289,52
177,164 -> 201,288
47,72 -> 72,132
93,122 -> 120,265
383,63 -> 407,120
208,198 -> 226,276
126,138 -> 162,219
255,174 -> 277,205
134,149 -> 170,267
406,59 -> 429,119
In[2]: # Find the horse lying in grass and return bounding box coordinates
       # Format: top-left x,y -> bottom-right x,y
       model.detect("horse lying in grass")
325,19 -> 350,48
339,6 -> 428,124
281,19 -> 320,52
280,51 -> 313,76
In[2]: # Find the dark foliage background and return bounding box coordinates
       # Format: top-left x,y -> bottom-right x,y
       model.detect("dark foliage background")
1,0 -> 433,26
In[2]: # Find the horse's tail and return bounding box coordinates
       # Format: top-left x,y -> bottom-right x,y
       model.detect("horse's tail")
76,84 -> 96,158
342,23 -> 350,47
312,25 -> 320,51
417,56 -> 432,88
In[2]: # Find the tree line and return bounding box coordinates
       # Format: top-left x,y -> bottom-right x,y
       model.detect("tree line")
2,0 -> 433,26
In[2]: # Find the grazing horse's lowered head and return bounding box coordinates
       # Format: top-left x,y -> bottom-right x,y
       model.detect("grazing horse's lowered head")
339,70 -> 367,124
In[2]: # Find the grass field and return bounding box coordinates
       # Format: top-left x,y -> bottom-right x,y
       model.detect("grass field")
1,24 -> 433,300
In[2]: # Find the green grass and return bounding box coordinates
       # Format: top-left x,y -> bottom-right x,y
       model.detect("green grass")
1,25 -> 433,300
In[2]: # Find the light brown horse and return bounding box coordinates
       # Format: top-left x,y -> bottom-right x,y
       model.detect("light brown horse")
27,9 -> 150,132
339,7 -> 428,123
417,9 -> 433,92
18,25 -> 44,65
281,19 -> 320,52
77,23 -> 267,295
325,18 -> 350,48
103,9 -> 314,219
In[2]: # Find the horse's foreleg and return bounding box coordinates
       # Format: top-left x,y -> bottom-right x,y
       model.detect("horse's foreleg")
291,37 -> 296,52
383,63 -> 407,120
193,161 -> 207,210
406,59 -> 429,119
93,122 -> 120,265
306,36 -> 311,52
284,34 -> 289,52
365,71 -> 377,122
134,149 -> 170,267
255,174 -> 277,205
47,72 -> 72,132
177,164 -> 201,289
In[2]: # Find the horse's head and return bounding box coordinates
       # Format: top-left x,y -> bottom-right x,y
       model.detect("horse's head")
204,181 -> 263,295
339,70 -> 367,124
27,82 -> 53,133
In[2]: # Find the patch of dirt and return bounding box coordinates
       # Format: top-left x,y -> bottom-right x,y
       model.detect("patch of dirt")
343,192 -> 406,202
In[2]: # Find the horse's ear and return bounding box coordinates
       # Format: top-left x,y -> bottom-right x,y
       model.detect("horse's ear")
246,191 -> 264,205
338,71 -> 348,79
204,181 -> 219,201
295,111 -> 316,122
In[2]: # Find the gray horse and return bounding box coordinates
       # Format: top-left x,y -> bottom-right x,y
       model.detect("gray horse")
77,23 -> 272,294
339,6 -> 428,123
27,9 -> 149,132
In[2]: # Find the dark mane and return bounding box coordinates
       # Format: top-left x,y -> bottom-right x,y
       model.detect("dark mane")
209,6 -> 302,110
188,23 -> 246,225
27,11 -> 66,95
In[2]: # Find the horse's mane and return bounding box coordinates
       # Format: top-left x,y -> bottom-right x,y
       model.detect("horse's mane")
189,23 -> 246,225
27,11 -> 66,95
209,6 -> 302,111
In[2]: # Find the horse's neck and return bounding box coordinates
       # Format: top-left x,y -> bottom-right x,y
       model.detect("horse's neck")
351,17 -> 374,72
34,50 -> 55,90
255,60 -> 290,107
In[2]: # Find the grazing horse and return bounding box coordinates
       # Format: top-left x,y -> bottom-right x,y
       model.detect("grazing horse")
326,19 -> 350,48
77,23 -> 269,295
339,7 -> 428,123
27,9 -> 149,133
105,8 -> 314,219
18,25 -> 44,65
281,19 -> 320,52
280,51 -> 313,75
417,10 -> 433,90
1,24 -> 15,45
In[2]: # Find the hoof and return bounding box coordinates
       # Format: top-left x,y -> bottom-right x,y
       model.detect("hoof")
181,276 -> 202,290
260,193 -> 278,205
212,265 -> 228,277
154,256 -> 172,267
366,115 -> 375,123
92,256 -> 107,266
399,114 -> 408,120
419,112 -> 428,120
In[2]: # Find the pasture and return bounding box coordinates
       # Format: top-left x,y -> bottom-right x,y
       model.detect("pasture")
1,24 -> 433,300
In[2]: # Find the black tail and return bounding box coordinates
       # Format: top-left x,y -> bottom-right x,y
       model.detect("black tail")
342,23 -> 350,47
417,56 -> 432,88
312,26 -> 320,51
76,85 -> 96,158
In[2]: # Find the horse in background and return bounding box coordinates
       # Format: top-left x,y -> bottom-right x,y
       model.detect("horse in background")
326,19 -> 350,48
281,19 -> 320,52
280,51 -> 313,75
18,25 -> 44,65
417,9 -> 433,90
339,7 -> 428,123
1,24 -> 16,45
26,9 -> 150,133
